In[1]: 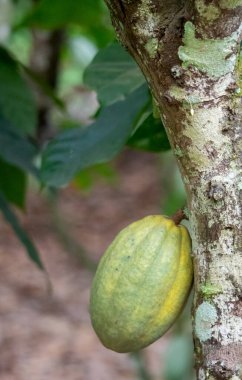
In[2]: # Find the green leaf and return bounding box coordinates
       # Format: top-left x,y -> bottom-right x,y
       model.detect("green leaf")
0,159 -> 26,209
83,25 -> 115,49
84,42 -> 145,106
0,115 -> 38,176
19,0 -> 105,29
0,47 -> 37,135
73,170 -> 93,192
127,113 -> 170,152
73,163 -> 117,192
41,84 -> 150,187
0,191 -> 44,270
16,0 -> 114,48
23,66 -> 65,110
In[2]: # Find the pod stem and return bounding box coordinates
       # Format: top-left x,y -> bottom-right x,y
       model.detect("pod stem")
171,208 -> 188,226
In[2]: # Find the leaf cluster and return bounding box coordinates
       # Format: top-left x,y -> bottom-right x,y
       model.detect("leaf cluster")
0,0 -> 170,270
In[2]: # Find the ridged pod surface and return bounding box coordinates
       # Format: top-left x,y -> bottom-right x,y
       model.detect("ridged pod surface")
90,215 -> 193,353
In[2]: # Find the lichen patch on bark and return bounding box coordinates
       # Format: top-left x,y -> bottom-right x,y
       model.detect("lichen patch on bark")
178,21 -> 241,78
195,0 -> 221,21
195,302 -> 218,342
219,0 -> 242,9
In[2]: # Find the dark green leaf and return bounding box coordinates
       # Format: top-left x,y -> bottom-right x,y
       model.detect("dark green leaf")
0,191 -> 44,270
16,0 -> 113,48
73,170 -> 93,192
0,115 -> 38,176
83,25 -> 115,49
0,47 -> 37,134
0,159 -> 26,209
41,84 -> 150,187
23,66 -> 65,110
19,0 -> 105,29
127,113 -> 170,152
84,42 -> 145,106
73,163 -> 117,192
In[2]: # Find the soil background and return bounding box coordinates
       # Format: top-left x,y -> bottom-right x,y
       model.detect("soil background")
0,150 -> 173,380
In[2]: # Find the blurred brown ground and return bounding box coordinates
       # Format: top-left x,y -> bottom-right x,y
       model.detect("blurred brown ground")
0,150 -> 171,380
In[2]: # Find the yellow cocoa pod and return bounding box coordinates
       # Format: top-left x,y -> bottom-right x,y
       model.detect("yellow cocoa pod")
90,215 -> 193,353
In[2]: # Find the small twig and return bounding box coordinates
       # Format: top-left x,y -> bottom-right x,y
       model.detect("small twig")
30,27 -> 65,146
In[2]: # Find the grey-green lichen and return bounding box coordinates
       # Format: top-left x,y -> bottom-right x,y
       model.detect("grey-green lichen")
145,38 -> 158,58
168,85 -> 202,104
195,302 -> 218,342
219,0 -> 242,9
201,282 -> 223,298
168,85 -> 186,102
178,21 -> 240,78
195,0 -> 221,21
174,147 -> 183,157
134,0 -> 161,39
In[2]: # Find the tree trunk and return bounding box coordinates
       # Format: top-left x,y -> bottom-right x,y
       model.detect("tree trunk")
104,1 -> 242,378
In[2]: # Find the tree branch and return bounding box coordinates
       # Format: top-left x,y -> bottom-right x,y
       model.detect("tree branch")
30,29 -> 64,146
104,1 -> 242,378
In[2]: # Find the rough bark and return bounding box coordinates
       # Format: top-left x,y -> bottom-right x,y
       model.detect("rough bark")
104,1 -> 242,379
